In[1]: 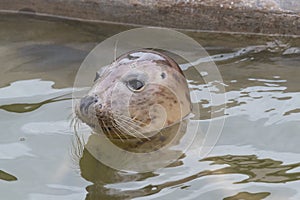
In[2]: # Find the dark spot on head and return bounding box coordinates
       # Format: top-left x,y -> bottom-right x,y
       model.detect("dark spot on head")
127,54 -> 139,60
158,100 -> 164,104
174,100 -> 177,104
172,73 -> 181,82
161,72 -> 166,79
136,101 -> 144,106
148,102 -> 155,106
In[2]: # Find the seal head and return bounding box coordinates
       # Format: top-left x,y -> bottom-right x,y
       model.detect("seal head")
75,49 -> 191,139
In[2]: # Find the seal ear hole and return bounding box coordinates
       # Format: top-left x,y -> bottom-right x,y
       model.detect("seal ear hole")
126,79 -> 145,92
161,72 -> 166,79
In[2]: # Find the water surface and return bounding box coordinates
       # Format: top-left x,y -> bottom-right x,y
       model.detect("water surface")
0,14 -> 300,200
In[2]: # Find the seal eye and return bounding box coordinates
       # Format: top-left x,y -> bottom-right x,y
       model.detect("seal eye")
127,79 -> 145,91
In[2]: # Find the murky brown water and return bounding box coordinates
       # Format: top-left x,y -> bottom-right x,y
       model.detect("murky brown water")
0,13 -> 300,200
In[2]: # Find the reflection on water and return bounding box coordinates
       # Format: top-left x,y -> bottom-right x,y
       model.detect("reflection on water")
224,192 -> 270,200
77,141 -> 300,199
79,148 -> 158,200
201,155 -> 300,184
0,170 -> 17,181
0,95 -> 70,113
0,13 -> 300,200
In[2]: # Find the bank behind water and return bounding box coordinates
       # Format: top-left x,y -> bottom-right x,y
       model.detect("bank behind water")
0,0 -> 299,36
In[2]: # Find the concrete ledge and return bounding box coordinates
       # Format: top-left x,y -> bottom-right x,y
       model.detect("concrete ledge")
0,0 -> 299,35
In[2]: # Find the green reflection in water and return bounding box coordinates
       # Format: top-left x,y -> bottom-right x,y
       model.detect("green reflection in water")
0,95 -> 71,113
201,155 -> 300,184
0,170 -> 17,181
224,191 -> 270,200
284,108 -> 300,116
77,150 -> 300,199
79,148 -> 159,200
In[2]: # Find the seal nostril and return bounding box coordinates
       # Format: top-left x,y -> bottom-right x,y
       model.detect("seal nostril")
80,95 -> 97,114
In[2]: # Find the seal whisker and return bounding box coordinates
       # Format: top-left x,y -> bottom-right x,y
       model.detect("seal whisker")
113,124 -> 133,143
115,117 -> 150,140
102,120 -> 125,142
101,120 -> 124,142
113,118 -> 144,139
98,118 -> 110,136
113,119 -> 139,139
116,116 -> 153,140
113,125 -> 129,141
118,114 -> 149,127
108,117 -> 131,141
75,119 -> 80,133
116,115 -> 143,127
110,127 -> 125,143
71,116 -> 81,133
70,116 -> 76,129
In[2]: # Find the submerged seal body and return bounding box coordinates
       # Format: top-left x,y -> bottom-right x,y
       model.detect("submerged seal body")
75,49 -> 191,140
